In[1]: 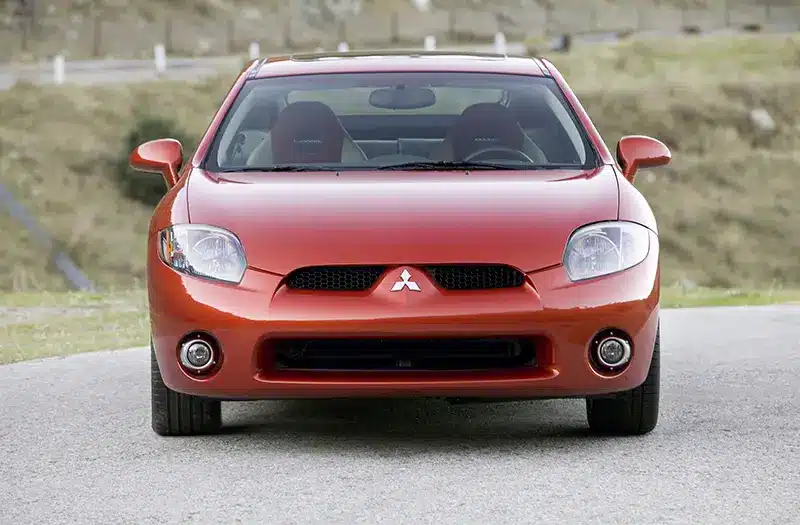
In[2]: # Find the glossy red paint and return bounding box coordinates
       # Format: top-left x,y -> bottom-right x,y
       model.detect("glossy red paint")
147,174 -> 190,238
616,135 -> 672,183
139,52 -> 669,404
617,174 -> 659,234
187,167 -> 618,275
148,233 -> 660,399
129,138 -> 183,188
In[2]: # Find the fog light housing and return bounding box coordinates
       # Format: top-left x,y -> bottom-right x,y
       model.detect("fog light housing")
179,338 -> 217,374
590,330 -> 632,373
597,338 -> 630,367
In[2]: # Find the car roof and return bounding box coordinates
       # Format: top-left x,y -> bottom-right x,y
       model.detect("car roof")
251,50 -> 549,79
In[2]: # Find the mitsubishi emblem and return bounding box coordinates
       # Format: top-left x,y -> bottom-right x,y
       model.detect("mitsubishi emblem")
391,269 -> 421,292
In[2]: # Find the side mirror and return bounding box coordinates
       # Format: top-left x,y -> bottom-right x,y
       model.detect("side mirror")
129,138 -> 183,188
616,135 -> 671,183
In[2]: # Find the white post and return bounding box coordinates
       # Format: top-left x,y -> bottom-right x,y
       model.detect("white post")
248,41 -> 260,60
154,44 -> 167,74
424,35 -> 436,51
53,54 -> 65,85
337,41 -> 350,52
494,32 -> 507,54
411,0 -> 431,12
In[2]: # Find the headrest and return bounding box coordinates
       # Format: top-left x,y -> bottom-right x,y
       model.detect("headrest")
270,101 -> 345,164
449,103 -> 525,159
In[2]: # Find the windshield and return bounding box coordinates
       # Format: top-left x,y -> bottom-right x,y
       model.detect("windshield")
204,71 -> 598,172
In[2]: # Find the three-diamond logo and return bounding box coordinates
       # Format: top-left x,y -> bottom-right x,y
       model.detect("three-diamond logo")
390,269 -> 421,292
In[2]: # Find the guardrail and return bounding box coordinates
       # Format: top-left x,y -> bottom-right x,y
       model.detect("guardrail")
0,182 -> 94,291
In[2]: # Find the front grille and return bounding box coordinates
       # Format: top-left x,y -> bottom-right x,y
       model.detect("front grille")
273,337 -> 536,371
426,264 -> 525,290
285,264 -> 525,291
286,265 -> 387,291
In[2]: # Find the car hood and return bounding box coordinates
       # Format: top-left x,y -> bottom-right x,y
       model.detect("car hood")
186,166 -> 619,275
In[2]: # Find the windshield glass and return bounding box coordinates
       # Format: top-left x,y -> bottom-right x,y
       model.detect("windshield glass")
204,71 -> 597,172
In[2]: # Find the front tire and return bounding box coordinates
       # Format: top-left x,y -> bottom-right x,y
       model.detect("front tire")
585,325 -> 660,435
151,345 -> 222,436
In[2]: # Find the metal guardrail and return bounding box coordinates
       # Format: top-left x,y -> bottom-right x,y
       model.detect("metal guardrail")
0,182 -> 94,291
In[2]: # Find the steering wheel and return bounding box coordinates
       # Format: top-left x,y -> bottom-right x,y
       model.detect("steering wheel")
463,147 -> 535,163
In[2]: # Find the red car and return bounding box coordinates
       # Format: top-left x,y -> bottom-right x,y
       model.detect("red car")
131,50 -> 671,437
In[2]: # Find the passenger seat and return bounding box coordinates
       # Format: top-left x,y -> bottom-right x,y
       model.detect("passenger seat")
247,101 -> 367,166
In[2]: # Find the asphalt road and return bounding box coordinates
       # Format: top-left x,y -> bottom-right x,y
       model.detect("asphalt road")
2,305 -> 799,525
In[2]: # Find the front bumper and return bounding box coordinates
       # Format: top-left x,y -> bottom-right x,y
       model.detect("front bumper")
148,237 -> 660,400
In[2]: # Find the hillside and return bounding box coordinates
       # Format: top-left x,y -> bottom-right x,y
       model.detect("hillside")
1,0 -> 798,60
0,33 -> 798,292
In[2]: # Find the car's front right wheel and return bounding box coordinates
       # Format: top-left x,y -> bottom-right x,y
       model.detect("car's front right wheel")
585,325 -> 660,435
151,344 -> 222,436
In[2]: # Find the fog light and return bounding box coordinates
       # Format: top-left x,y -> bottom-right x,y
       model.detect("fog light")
179,339 -> 216,374
596,337 -> 631,368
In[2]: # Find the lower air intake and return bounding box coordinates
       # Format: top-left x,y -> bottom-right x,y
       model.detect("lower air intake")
273,337 -> 536,371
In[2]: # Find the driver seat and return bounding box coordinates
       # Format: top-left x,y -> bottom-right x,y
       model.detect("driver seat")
247,101 -> 367,166
431,103 -> 547,163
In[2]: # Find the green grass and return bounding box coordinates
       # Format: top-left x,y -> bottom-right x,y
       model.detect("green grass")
551,33 -> 800,88
0,310 -> 149,364
0,286 -> 797,365
660,285 -> 800,308
0,290 -> 148,364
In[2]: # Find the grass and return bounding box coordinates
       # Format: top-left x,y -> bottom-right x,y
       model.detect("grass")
0,285 -> 797,365
660,285 -> 800,308
0,290 -> 148,365
552,33 -> 800,87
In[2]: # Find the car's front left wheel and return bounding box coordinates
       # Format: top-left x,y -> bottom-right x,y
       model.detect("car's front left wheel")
585,324 -> 660,435
151,344 -> 222,436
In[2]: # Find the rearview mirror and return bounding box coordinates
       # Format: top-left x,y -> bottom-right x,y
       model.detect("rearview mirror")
616,135 -> 671,183
129,138 -> 183,188
369,86 -> 436,110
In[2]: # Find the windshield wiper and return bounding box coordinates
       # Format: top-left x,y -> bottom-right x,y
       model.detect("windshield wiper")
376,160 -> 518,171
218,162 -> 591,173
380,161 -> 599,172
218,165 -> 336,173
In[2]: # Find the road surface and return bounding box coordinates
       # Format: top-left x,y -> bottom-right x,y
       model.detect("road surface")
2,305 -> 799,524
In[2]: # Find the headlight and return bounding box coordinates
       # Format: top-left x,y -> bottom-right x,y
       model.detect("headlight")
563,221 -> 651,281
158,224 -> 247,284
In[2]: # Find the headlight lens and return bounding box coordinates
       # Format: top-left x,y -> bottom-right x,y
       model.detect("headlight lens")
158,224 -> 247,284
563,221 -> 651,281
